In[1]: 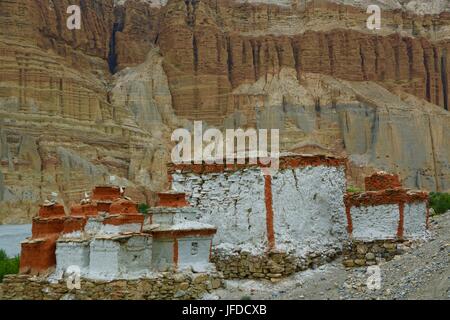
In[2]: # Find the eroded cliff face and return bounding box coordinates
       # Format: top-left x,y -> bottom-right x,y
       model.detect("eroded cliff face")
149,0 -> 450,192
0,0 -> 450,223
155,0 -> 450,114
0,0 -> 177,223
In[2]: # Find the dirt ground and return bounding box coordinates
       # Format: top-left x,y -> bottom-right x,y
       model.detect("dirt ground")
209,212 -> 450,300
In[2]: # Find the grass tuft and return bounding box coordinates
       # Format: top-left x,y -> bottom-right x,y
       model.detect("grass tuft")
347,186 -> 363,193
0,249 -> 20,282
138,203 -> 150,215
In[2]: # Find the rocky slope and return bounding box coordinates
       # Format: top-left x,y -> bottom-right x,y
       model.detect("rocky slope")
1,0 -> 450,223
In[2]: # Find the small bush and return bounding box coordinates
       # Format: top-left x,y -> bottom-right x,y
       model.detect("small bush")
0,249 -> 20,282
347,186 -> 363,193
138,203 -> 150,215
0,249 -> 7,261
429,192 -> 450,215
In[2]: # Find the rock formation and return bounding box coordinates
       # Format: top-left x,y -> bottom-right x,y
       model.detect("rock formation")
1,0 -> 450,223
0,0 -> 177,223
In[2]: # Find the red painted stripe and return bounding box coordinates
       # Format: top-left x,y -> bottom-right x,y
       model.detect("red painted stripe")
397,202 -> 405,239
345,206 -> 353,235
264,175 -> 275,250
173,239 -> 179,267
209,240 -> 213,261
152,228 -> 217,239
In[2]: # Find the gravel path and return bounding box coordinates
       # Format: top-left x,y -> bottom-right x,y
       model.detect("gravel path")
211,212 -> 449,300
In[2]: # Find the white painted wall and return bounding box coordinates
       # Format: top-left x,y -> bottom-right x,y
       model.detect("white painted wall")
102,223 -> 142,235
172,165 -> 347,257
55,241 -> 90,274
271,166 -> 347,256
403,202 -> 428,239
149,207 -> 198,226
173,169 -> 268,254
85,218 -> 104,235
88,235 -> 152,280
152,239 -> 174,271
85,217 -> 141,236
88,238 -> 121,279
351,204 -> 399,240
177,236 -> 213,272
118,235 -> 153,277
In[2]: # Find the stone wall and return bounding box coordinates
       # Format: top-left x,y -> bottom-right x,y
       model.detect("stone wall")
0,272 -> 223,300
211,248 -> 340,281
342,240 -> 415,268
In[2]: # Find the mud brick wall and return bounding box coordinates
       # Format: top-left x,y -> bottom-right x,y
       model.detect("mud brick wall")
170,155 -> 347,261
365,172 -> 402,191
20,187 -> 146,276
345,189 -> 429,241
0,272 -> 223,300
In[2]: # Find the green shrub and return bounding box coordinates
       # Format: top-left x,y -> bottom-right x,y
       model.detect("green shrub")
138,203 -> 150,215
0,249 -> 7,261
429,192 -> 450,215
0,249 -> 20,282
347,186 -> 363,193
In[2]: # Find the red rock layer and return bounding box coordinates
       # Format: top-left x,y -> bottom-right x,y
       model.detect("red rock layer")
150,0 -> 450,122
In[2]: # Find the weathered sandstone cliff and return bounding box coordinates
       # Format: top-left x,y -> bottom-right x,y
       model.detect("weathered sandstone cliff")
0,0 -> 176,223
0,0 -> 449,223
